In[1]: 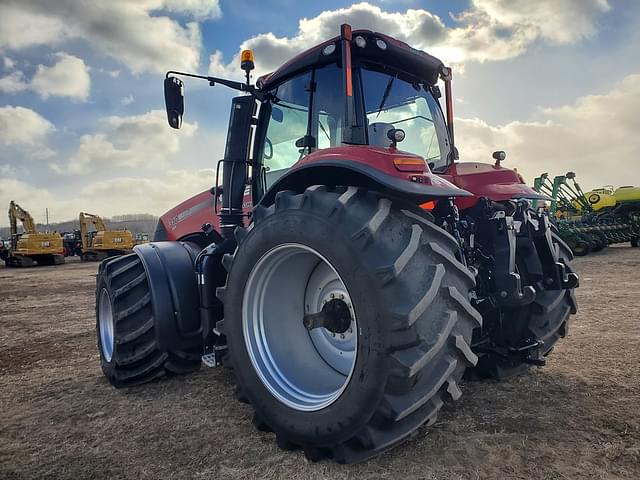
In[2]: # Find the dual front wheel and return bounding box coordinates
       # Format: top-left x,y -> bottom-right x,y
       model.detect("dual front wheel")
96,254 -> 201,387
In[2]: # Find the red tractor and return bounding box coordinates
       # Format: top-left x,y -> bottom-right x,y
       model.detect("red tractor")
95,25 -> 578,462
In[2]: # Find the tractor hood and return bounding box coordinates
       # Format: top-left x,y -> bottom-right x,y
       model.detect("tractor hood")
443,162 -> 549,209
155,190 -> 218,242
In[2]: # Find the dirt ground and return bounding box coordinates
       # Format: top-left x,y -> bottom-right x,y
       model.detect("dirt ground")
1,247 -> 639,480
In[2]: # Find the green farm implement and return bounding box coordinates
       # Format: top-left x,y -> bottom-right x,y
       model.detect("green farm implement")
534,172 -> 640,256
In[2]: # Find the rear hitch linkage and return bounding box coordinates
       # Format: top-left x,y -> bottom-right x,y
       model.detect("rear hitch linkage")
488,211 -> 536,307
514,202 -> 579,291
477,338 -> 546,367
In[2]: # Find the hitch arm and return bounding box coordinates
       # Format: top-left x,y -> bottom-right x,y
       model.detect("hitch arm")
489,212 -> 536,307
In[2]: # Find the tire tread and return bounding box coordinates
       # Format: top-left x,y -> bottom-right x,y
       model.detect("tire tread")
97,253 -> 201,388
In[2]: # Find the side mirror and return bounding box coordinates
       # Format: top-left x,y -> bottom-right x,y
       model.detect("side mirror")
164,76 -> 184,129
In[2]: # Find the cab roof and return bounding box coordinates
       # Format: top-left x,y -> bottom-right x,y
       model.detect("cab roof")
256,29 -> 445,91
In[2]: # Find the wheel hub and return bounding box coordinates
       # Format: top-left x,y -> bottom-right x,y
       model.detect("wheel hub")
303,298 -> 352,333
304,271 -> 356,377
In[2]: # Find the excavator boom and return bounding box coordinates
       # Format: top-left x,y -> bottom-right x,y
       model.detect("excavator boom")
9,201 -> 36,235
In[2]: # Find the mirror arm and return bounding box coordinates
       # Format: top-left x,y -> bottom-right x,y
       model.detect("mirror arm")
165,71 -> 265,100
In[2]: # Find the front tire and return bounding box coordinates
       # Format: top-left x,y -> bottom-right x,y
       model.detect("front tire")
218,187 -> 481,463
96,253 -> 201,387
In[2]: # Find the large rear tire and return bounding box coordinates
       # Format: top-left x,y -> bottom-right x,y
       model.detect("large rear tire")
96,253 -> 201,387
470,233 -> 577,379
217,187 -> 481,463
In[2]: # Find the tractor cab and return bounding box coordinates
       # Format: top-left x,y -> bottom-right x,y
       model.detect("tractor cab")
252,28 -> 454,191
163,25 -> 468,230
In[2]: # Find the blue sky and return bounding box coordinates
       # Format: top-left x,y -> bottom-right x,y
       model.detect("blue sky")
1,0 -> 639,226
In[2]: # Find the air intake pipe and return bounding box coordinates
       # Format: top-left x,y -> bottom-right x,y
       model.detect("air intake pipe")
219,94 -> 256,238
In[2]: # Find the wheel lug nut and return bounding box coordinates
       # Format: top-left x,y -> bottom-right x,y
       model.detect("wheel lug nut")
340,334 -> 345,339
339,294 -> 344,299
330,293 -> 335,299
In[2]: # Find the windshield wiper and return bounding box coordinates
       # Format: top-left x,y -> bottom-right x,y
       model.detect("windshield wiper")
375,75 -> 395,118
319,121 -> 331,143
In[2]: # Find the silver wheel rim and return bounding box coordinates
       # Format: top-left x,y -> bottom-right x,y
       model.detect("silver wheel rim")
99,288 -> 115,362
242,243 -> 357,411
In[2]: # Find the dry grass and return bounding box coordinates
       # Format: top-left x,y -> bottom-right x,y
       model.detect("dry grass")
1,247 -> 639,479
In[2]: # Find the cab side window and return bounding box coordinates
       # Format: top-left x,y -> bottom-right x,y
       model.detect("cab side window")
263,72 -> 311,187
262,64 -> 344,188
312,64 -> 344,150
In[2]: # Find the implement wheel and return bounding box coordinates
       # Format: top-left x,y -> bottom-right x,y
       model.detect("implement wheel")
569,233 -> 592,256
96,253 -> 201,387
217,186 -> 481,463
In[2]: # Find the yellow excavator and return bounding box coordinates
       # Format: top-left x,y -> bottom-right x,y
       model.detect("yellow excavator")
5,201 -> 64,267
79,212 -> 134,261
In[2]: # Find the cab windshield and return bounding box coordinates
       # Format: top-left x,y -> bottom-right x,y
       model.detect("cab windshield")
360,67 -> 451,171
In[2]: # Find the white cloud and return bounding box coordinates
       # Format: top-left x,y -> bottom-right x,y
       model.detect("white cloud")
455,73 -> 640,190
209,1 -> 610,78
159,0 -> 221,20
77,168 -> 216,215
2,56 -> 16,69
0,70 -> 28,93
0,164 -> 18,176
121,95 -> 135,106
0,169 -> 215,227
0,53 -> 91,100
471,0 -> 610,45
30,53 -> 91,101
0,106 -> 55,146
0,178 -> 62,227
0,5 -> 70,50
0,0 -> 222,74
50,110 -> 197,175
